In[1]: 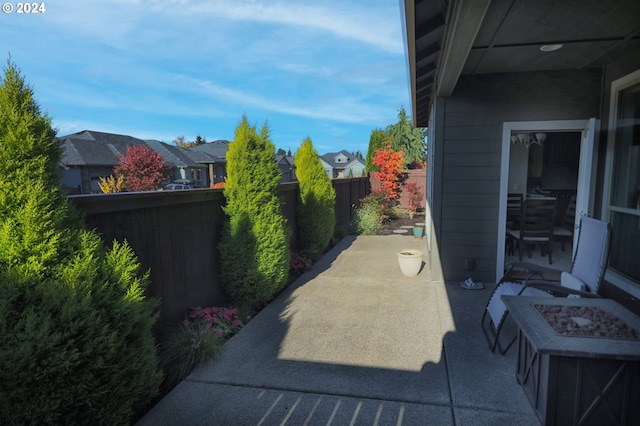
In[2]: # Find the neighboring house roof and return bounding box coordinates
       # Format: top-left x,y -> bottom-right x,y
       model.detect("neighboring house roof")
190,140 -> 230,158
275,155 -> 294,167
320,150 -> 364,169
58,130 -> 204,169
145,140 -> 205,169
183,148 -> 223,165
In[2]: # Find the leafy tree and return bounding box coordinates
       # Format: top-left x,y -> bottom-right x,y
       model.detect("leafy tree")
365,128 -> 389,172
372,143 -> 405,202
386,106 -> 427,167
194,134 -> 206,145
354,150 -> 364,160
276,148 -> 287,156
173,135 -> 197,149
218,116 -> 289,310
294,137 -> 336,260
114,144 -> 169,191
0,60 -> 161,424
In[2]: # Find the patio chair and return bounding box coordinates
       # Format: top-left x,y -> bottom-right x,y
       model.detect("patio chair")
506,193 -> 523,230
505,193 -> 523,255
482,216 -> 611,354
553,195 -> 576,252
506,197 -> 556,264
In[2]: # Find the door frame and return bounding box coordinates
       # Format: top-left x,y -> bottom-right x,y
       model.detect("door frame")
496,119 -> 599,282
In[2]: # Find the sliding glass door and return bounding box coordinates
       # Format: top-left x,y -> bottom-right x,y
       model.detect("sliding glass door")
604,70 -> 640,286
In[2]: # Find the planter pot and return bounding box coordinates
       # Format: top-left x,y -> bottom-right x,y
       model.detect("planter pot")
397,249 -> 423,277
413,226 -> 424,238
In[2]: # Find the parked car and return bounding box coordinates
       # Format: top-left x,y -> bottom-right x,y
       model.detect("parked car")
164,183 -> 193,190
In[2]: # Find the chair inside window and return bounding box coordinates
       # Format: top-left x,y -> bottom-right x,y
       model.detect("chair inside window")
482,216 -> 611,354
506,197 -> 556,264
553,195 -> 576,252
506,193 -> 523,230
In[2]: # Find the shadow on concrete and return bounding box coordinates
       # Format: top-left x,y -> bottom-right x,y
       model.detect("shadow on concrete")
138,236 -> 539,425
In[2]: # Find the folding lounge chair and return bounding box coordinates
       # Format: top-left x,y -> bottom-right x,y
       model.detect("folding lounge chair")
482,216 -> 611,354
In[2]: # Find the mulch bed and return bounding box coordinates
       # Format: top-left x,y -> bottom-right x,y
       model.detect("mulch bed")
535,304 -> 639,340
376,212 -> 426,235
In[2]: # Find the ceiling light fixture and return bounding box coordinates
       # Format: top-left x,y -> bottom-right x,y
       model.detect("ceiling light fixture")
540,44 -> 563,52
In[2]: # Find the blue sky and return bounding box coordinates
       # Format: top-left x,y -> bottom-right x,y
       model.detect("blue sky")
1,0 -> 411,155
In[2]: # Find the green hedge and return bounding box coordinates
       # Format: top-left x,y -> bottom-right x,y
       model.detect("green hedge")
0,60 -> 161,424
219,116 -> 289,310
294,137 -> 336,260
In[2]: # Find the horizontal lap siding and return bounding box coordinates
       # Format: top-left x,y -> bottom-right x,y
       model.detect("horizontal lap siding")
436,69 -> 601,282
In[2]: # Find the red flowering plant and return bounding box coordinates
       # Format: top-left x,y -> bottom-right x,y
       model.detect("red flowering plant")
289,250 -> 313,277
163,305 -> 244,385
183,306 -> 244,339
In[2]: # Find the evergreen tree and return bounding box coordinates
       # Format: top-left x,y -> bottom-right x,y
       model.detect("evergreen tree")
386,106 -> 427,167
294,137 -> 336,260
219,116 -> 289,309
365,128 -> 389,172
0,60 -> 161,424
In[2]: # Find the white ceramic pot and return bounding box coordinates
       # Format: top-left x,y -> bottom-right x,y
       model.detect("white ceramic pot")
397,249 -> 423,277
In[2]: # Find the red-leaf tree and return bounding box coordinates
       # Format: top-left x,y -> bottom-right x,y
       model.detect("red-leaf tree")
372,144 -> 405,201
114,144 -> 169,191
404,182 -> 424,218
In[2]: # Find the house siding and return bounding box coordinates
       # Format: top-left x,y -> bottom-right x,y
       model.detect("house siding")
433,69 -> 602,282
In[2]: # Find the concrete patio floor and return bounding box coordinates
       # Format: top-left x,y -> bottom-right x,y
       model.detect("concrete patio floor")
138,235 -> 539,425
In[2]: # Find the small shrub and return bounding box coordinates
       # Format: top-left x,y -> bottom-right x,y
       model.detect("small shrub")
404,182 -> 424,218
162,306 -> 243,386
98,174 -> 125,193
353,204 -> 384,235
351,191 -> 395,235
289,250 -> 313,277
162,321 -> 225,386
186,306 -> 244,338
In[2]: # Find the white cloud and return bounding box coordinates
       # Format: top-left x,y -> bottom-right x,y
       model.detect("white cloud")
97,0 -> 402,54
2,0 -> 410,156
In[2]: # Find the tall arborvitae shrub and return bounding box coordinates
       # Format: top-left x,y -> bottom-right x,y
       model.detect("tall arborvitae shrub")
0,60 -> 162,424
365,128 -> 389,172
294,137 -> 336,260
219,116 -> 289,310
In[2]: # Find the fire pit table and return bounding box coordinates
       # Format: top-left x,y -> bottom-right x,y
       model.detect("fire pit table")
502,296 -> 640,425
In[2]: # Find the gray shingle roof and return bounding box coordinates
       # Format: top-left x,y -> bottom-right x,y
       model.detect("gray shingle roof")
145,140 -> 204,169
275,155 -> 294,166
190,140 -> 230,158
58,130 -> 205,169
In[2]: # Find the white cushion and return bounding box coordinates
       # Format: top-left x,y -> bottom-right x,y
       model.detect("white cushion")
561,272 -> 587,292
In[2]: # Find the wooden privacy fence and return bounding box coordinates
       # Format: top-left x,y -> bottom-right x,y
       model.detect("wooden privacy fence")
369,169 -> 427,209
69,177 -> 369,339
